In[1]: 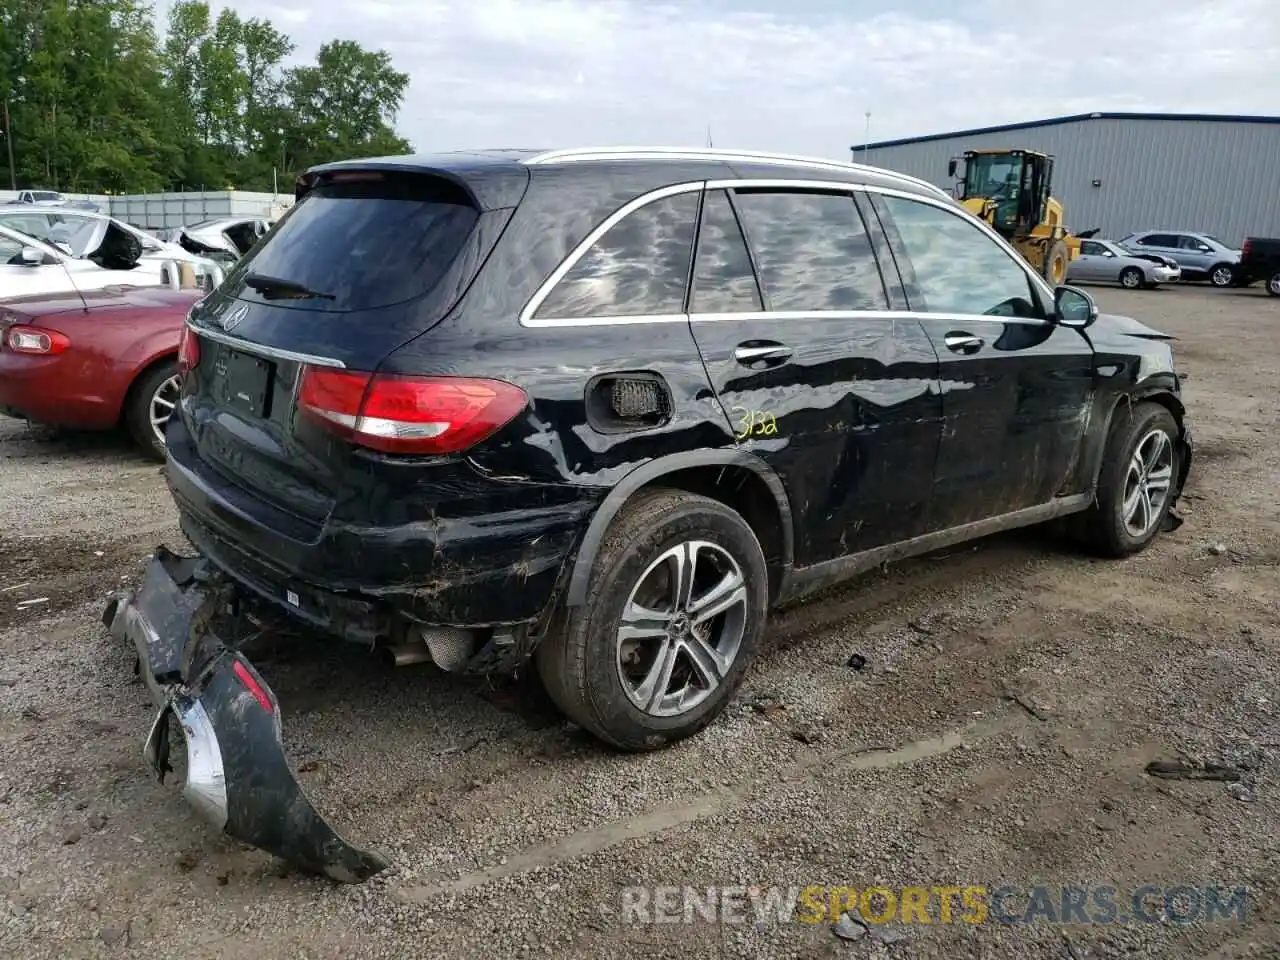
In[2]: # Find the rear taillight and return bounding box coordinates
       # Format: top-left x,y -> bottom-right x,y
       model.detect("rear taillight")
5,325 -> 70,355
297,368 -> 527,455
1242,239 -> 1252,257
177,324 -> 200,373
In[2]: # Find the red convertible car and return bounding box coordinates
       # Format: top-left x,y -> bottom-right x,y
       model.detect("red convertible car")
0,286 -> 205,459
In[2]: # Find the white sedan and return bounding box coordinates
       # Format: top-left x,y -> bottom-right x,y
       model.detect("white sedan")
0,225 -> 204,301
0,206 -> 221,288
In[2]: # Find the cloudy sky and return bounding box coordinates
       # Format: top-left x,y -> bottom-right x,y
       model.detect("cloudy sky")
205,0 -> 1279,160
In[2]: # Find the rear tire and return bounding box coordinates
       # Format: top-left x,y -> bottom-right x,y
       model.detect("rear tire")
1209,263 -> 1234,287
536,489 -> 768,751
1075,401 -> 1181,558
1267,271 -> 1280,297
1043,241 -> 1069,285
125,360 -> 181,462
1119,266 -> 1143,290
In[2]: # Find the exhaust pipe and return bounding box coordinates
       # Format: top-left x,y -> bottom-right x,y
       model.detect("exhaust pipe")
385,627 -> 477,671
386,641 -> 433,667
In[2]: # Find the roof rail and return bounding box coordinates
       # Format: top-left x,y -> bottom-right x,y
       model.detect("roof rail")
522,147 -> 949,199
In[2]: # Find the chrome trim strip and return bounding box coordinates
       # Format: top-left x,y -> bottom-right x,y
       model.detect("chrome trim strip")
518,180 -> 707,326
522,312 -> 691,329
191,321 -> 348,369
521,146 -> 949,200
526,309 -> 1050,329
175,696 -> 229,830
520,176 -> 1056,329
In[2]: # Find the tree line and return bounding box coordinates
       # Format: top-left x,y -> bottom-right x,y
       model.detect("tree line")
0,0 -> 414,194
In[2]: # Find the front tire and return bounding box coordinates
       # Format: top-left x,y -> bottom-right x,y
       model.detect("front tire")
1076,402 -> 1181,558
125,361 -> 181,461
1209,263 -> 1234,287
536,490 -> 768,751
1119,266 -> 1144,290
1043,240 -> 1070,285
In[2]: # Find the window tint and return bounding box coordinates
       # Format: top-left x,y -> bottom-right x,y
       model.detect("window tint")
732,190 -> 887,311
689,190 -> 761,313
1141,234 -> 1176,247
878,195 -> 1040,318
230,172 -> 481,313
536,191 -> 699,320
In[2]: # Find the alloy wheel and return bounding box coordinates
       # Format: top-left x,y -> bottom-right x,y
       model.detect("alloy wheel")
1121,270 -> 1141,289
1121,428 -> 1174,538
1211,266 -> 1233,287
149,374 -> 182,447
615,540 -> 748,718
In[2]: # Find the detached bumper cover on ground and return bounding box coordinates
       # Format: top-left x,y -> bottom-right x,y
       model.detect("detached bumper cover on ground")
102,546 -> 389,883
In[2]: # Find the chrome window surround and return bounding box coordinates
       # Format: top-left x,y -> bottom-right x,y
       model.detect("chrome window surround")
518,177 -> 1056,330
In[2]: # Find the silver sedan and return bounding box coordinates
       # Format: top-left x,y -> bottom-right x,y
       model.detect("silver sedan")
1068,238 -> 1181,289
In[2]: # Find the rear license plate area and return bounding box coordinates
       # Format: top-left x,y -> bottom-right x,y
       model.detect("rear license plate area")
213,347 -> 273,418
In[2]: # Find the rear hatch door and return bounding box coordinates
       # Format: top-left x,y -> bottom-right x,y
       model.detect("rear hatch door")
180,167 -> 524,526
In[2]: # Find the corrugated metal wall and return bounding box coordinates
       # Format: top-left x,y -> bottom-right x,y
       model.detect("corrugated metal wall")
852,117 -> 1280,244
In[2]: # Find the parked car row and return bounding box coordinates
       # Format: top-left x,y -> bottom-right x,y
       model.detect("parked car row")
0,205 -> 224,296
0,206 -> 273,458
1063,227 -> 1280,295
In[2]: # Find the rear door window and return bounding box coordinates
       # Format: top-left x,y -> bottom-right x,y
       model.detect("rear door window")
731,189 -> 888,311
229,172 -> 481,312
1141,234 -> 1177,247
689,190 -> 762,313
534,191 -> 700,320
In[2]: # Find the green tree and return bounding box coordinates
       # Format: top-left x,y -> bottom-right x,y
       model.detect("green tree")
282,40 -> 412,171
0,0 -> 414,195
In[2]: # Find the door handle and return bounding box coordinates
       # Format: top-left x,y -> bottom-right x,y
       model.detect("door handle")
734,343 -> 792,365
944,332 -> 984,354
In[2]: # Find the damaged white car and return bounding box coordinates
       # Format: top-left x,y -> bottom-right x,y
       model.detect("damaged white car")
0,206 -> 222,290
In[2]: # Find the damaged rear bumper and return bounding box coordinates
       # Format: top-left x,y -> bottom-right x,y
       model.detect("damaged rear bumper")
102,546 -> 389,883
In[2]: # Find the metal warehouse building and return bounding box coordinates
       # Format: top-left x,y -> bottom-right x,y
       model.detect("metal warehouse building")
849,112 -> 1280,244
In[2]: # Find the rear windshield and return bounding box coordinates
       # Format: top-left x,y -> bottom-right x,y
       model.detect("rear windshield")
228,172 -> 480,312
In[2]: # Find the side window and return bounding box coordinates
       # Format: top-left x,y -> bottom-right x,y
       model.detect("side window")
1080,241 -> 1102,256
0,236 -> 26,262
732,189 -> 888,311
1144,234 -> 1175,247
535,191 -> 700,320
877,195 -> 1042,319
0,214 -> 53,240
689,190 -> 762,313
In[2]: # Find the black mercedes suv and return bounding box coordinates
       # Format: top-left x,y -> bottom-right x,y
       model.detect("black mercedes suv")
157,146 -> 1193,756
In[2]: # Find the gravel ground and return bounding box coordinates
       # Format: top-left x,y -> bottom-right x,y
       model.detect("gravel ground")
2,284 -> 1279,959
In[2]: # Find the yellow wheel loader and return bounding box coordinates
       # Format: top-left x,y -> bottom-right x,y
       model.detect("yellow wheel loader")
947,148 -> 1080,285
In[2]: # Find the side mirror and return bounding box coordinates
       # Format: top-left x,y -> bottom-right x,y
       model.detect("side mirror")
1054,285 -> 1097,329
19,246 -> 46,265
948,158 -> 958,178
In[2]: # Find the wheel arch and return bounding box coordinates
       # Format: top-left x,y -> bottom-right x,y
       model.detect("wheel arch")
1090,382 -> 1189,497
118,350 -> 178,427
565,450 -> 795,608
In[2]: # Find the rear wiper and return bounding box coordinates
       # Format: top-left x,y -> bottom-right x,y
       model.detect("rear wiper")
243,272 -> 335,300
